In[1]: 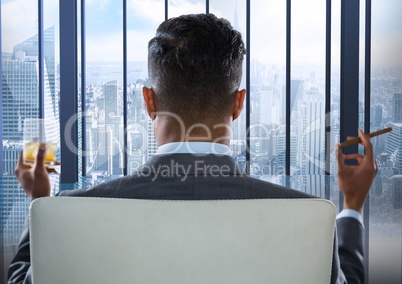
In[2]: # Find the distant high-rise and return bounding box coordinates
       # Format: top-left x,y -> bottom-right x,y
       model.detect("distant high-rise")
92,126 -> 113,175
386,122 -> 402,173
391,175 -> 402,209
2,28 -> 59,250
13,26 -> 56,109
371,105 -> 383,127
392,93 -> 402,123
2,58 -> 40,141
146,118 -> 157,160
296,88 -> 325,175
291,80 -> 304,112
272,127 -> 297,175
2,26 -> 58,142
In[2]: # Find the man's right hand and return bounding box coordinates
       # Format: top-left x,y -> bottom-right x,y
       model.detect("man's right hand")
15,143 -> 53,201
336,129 -> 378,213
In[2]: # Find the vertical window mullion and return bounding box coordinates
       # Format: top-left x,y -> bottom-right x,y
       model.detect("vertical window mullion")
285,0 -> 291,177
0,2 -> 2,177
245,0 -> 251,175
206,0 -> 209,14
123,0 -> 128,175
325,0 -> 331,199
81,0 -> 87,176
59,0 -> 79,184
165,0 -> 168,20
363,0 -> 372,278
340,0 -> 359,204
38,0 -> 44,119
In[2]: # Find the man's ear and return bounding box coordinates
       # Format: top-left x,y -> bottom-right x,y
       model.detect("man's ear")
232,89 -> 246,121
142,86 -> 156,120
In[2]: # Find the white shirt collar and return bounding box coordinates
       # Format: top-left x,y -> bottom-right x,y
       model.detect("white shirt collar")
156,142 -> 231,156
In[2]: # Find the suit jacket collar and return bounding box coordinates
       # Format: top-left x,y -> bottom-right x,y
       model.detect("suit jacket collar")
139,154 -> 245,176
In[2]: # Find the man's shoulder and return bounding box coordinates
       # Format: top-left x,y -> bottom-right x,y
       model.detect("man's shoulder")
57,154 -> 313,200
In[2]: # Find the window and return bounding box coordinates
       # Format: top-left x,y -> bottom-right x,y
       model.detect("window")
1,0 -> 402,282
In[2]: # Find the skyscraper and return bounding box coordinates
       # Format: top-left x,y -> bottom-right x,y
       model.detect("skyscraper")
291,79 -> 304,112
2,27 -> 59,252
13,26 -> 57,110
392,93 -> 402,123
298,88 -> 325,174
102,80 -> 123,175
371,105 -> 383,127
103,80 -> 119,125
391,175 -> 402,209
386,122 -> 402,173
2,26 -> 58,143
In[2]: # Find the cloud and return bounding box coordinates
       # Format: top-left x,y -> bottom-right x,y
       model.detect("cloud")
2,0 -> 59,54
2,0 -> 401,68
2,0 -> 38,53
127,0 -> 165,25
167,0 -> 205,18
86,0 -> 110,9
85,29 -> 154,62
127,0 -> 207,24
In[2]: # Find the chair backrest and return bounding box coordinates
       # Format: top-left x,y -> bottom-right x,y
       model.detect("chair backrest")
30,197 -> 336,284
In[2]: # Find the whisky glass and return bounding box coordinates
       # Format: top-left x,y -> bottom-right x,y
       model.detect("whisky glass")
23,118 -> 58,166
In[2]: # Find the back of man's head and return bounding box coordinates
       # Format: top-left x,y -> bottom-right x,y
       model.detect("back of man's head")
148,13 -> 246,125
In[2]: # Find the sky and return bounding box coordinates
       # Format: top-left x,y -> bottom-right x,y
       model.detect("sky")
1,0 -> 402,67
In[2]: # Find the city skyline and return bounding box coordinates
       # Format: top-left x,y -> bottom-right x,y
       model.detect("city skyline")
2,1 -> 402,282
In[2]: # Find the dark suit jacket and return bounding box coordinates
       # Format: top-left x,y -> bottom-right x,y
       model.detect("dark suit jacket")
8,154 -> 364,283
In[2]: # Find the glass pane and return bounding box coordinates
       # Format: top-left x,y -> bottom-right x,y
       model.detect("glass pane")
84,0 -> 124,184
331,0 -> 341,211
210,0 -> 247,172
126,0 -> 164,174
168,0 -> 205,18
250,0 -> 286,177
44,0 -> 61,194
369,0 -> 402,282
77,0 -> 83,177
285,0 -> 332,208
358,0 -> 366,132
291,0 -> 326,192
1,0 -> 38,280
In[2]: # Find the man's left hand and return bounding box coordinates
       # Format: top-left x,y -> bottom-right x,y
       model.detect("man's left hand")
15,143 -> 56,201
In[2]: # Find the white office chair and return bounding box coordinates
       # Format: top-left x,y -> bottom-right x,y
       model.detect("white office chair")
29,197 -> 336,284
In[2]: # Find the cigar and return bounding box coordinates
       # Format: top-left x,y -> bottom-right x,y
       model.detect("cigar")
339,127 -> 393,148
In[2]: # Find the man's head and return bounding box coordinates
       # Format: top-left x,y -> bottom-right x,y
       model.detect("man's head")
145,13 -> 246,127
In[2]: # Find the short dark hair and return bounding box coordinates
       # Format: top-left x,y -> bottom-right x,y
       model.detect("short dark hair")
148,13 -> 246,124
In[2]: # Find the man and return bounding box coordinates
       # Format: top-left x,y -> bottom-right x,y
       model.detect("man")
8,14 -> 377,283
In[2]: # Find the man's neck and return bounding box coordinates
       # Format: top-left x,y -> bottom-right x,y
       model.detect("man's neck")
153,115 -> 232,147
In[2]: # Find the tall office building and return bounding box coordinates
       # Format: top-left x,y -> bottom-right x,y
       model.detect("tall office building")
2,58 -> 39,141
2,144 -> 21,175
2,26 -> 58,142
127,127 -> 146,174
386,122 -> 402,173
92,126 -> 113,175
272,127 -> 297,175
393,93 -> 402,123
2,54 -> 59,147
291,80 -> 304,112
13,26 -> 57,111
371,105 -> 383,127
297,88 -> 325,174
146,118 -> 158,160
103,80 -> 119,124
102,80 -> 123,175
2,28 -> 59,250
391,175 -> 402,209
